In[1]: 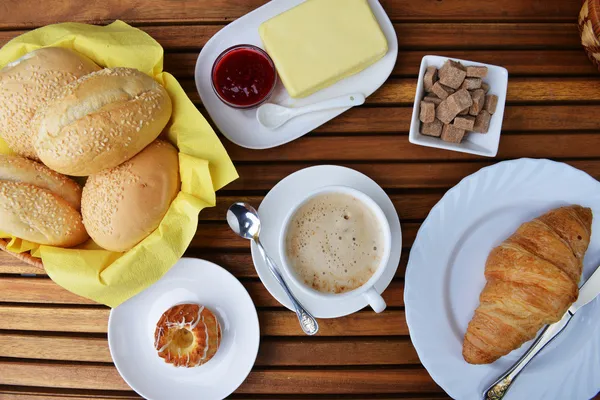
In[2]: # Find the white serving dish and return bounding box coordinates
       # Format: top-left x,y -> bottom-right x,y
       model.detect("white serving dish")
194,0 -> 398,149
408,55 -> 508,157
405,159 -> 600,400
108,258 -> 260,400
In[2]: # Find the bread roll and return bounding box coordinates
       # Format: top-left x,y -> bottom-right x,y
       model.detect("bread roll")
0,47 -> 101,159
0,181 -> 88,247
81,140 -> 180,252
0,154 -> 82,210
33,67 -> 172,176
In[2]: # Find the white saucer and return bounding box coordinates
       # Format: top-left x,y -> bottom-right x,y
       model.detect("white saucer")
194,0 -> 398,149
108,258 -> 260,400
251,165 -> 402,318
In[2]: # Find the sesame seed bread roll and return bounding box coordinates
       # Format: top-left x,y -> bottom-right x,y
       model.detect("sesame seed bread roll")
81,140 -> 180,252
33,67 -> 172,176
0,154 -> 82,210
0,47 -> 101,160
0,181 -> 88,247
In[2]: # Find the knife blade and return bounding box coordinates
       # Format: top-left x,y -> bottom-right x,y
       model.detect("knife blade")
569,265 -> 600,315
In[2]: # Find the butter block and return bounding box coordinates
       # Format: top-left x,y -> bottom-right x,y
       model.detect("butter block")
259,0 -> 388,98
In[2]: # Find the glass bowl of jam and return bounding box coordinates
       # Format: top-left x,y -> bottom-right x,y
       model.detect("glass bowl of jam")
211,44 -> 277,109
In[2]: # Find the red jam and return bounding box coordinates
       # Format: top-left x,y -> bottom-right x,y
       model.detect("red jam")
211,45 -> 277,108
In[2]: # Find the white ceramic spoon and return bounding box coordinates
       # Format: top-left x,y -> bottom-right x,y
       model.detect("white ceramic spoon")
257,93 -> 366,129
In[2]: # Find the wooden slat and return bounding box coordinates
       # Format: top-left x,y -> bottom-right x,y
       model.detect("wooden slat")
165,50 -> 598,79
305,105 -> 600,134
0,306 -> 409,336
0,0 -> 580,28
0,23 -> 582,51
190,222 -> 419,249
0,333 -> 418,365
0,277 -> 405,307
0,394 -> 140,400
229,160 -> 600,192
224,133 -> 600,163
182,77 -> 600,106
0,249 -> 413,279
0,361 -> 441,394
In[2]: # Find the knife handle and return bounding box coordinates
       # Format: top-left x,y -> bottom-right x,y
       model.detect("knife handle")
482,312 -> 573,400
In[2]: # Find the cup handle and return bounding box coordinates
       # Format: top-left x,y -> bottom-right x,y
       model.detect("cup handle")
364,287 -> 386,313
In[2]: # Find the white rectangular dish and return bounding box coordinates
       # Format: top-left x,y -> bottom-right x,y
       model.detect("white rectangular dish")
194,0 -> 398,149
408,55 -> 508,157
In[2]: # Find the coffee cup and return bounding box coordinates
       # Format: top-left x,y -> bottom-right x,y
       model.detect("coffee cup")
278,186 -> 391,313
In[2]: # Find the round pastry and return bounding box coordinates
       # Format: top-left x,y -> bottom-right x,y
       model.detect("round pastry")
0,154 -> 82,210
0,181 -> 88,247
0,47 -> 101,159
81,140 -> 180,252
154,303 -> 222,368
33,67 -> 172,176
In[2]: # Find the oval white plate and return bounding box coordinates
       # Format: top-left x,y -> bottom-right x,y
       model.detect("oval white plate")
251,165 -> 401,318
405,159 -> 600,400
194,0 -> 398,149
108,258 -> 260,400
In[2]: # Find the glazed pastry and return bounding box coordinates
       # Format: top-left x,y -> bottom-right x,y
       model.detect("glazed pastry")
463,205 -> 592,364
154,303 -> 221,367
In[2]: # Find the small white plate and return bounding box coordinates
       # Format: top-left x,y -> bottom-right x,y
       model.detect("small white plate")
405,159 -> 600,400
409,55 -> 508,157
251,165 -> 401,318
194,0 -> 398,149
108,258 -> 260,400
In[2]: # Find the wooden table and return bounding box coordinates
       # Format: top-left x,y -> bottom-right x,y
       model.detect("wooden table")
1,0 -> 600,399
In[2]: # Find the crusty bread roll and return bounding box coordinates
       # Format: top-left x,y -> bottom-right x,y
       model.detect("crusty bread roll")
0,47 -> 101,159
0,181 -> 88,247
0,154 -> 82,210
33,67 -> 172,176
81,140 -> 180,252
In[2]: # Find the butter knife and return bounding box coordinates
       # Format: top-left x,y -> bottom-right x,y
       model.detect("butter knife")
483,265 -> 600,400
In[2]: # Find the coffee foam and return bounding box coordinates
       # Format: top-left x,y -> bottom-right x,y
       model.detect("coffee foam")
285,192 -> 384,294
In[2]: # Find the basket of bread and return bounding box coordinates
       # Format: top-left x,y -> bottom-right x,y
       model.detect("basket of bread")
0,21 -> 237,307
580,0 -> 600,71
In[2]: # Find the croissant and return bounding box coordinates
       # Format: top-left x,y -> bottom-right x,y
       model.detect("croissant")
463,205 -> 593,364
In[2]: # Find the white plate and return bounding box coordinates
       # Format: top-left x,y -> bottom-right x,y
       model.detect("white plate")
409,55 -> 508,157
251,165 -> 401,318
108,258 -> 260,400
405,159 -> 600,400
194,0 -> 397,149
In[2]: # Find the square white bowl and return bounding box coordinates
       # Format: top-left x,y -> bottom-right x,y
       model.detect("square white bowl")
408,55 -> 508,157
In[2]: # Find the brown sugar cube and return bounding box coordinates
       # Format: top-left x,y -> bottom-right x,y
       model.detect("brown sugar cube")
441,124 -> 466,143
460,77 -> 482,90
453,115 -> 476,131
448,89 -> 473,113
423,96 -> 442,105
466,66 -> 488,78
436,100 -> 457,124
439,60 -> 467,90
473,110 -> 492,133
469,89 -> 486,116
420,101 -> 436,123
481,82 -> 490,93
431,81 -> 455,100
420,119 -> 443,137
423,66 -> 438,92
484,94 -> 498,114
458,107 -> 469,116
436,89 -> 473,124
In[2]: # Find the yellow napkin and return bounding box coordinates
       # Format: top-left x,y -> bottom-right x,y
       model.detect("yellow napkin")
0,21 -> 238,307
